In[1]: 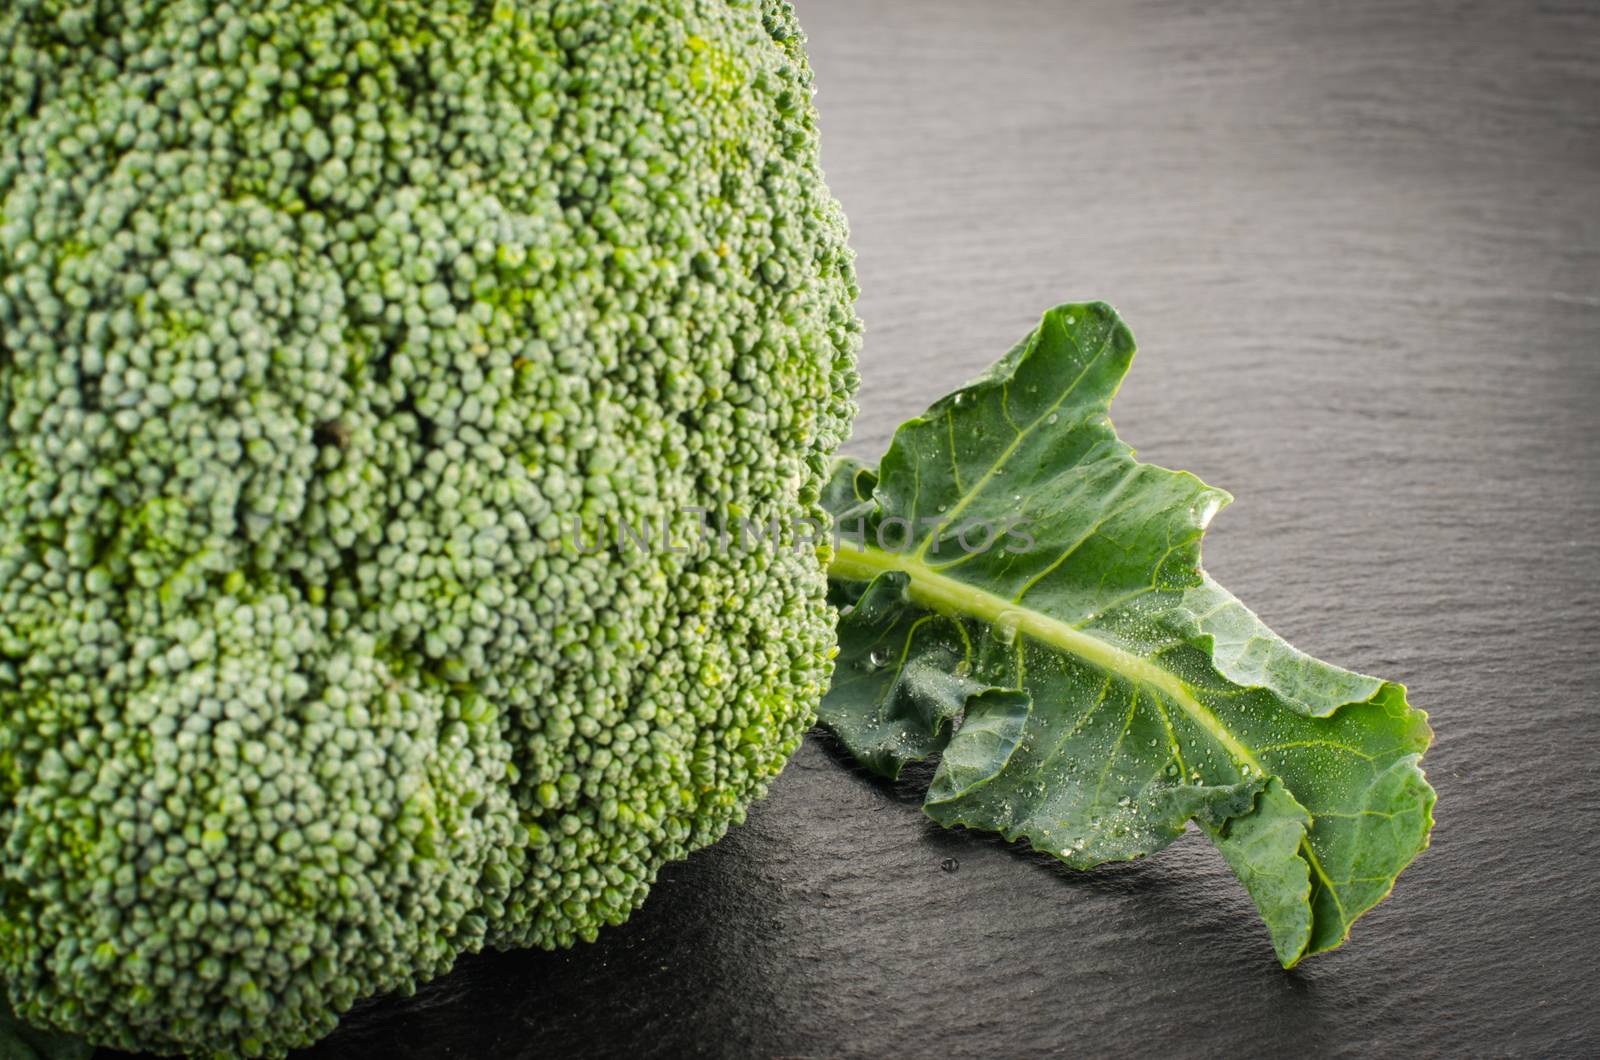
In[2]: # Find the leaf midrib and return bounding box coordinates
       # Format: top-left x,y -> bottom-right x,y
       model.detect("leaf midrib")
829,543 -> 1357,952
828,544 -> 1263,774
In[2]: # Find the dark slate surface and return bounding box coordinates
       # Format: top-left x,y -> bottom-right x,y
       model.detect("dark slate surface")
112,0 -> 1600,1056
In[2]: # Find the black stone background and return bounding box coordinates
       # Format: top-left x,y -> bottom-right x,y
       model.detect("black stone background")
110,0 -> 1600,1055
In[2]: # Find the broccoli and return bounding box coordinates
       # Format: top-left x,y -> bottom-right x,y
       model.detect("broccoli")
0,0 -> 860,1055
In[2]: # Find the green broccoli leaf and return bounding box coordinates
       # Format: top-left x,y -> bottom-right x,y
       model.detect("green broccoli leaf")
821,302 -> 1435,966
1,991 -> 92,1060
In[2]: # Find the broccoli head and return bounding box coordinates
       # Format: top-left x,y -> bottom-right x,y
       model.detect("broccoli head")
0,0 -> 860,1054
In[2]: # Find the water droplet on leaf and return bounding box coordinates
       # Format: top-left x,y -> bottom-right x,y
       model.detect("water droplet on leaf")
991,610 -> 1023,645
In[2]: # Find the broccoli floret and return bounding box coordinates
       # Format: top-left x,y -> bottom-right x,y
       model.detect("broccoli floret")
0,0 -> 860,1055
